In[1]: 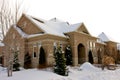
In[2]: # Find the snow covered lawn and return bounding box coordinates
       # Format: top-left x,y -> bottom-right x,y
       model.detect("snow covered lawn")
1,62 -> 120,80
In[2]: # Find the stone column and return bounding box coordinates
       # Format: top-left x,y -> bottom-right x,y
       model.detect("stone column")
72,46 -> 78,66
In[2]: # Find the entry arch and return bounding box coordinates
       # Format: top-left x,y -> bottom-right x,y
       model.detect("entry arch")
39,47 -> 46,65
88,50 -> 93,64
78,43 -> 86,64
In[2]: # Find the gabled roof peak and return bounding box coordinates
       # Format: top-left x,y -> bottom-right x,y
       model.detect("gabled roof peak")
98,32 -> 115,42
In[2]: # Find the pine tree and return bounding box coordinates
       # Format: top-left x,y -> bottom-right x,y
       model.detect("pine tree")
13,51 -> 20,71
65,45 -> 73,65
53,45 -> 67,76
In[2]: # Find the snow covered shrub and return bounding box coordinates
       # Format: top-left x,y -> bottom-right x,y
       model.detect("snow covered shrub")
53,45 -> 68,76
102,55 -> 115,70
13,51 -> 20,71
65,45 -> 73,65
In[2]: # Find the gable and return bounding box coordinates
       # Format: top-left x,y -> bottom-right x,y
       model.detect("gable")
3,26 -> 14,43
3,26 -> 22,44
17,14 -> 44,35
77,23 -> 90,35
98,32 -> 116,43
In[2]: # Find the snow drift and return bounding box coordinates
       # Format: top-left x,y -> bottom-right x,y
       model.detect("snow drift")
80,62 -> 100,71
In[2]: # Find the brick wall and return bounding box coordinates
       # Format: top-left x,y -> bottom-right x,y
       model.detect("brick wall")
3,26 -> 26,67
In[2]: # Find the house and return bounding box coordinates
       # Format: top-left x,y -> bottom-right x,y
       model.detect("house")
0,14 -> 118,68
97,32 -> 118,63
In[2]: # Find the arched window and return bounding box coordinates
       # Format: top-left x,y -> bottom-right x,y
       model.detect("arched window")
88,50 -> 93,64
33,52 -> 37,57
78,43 -> 86,64
39,47 -> 46,64
33,44 -> 37,58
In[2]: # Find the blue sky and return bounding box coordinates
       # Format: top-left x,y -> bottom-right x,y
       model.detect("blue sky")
25,0 -> 120,42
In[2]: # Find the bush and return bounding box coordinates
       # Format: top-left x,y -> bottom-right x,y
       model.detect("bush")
65,45 -> 73,65
53,45 -> 68,76
13,51 -> 20,71
13,63 -> 20,71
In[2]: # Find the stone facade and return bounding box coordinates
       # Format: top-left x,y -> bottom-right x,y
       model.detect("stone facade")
104,41 -> 118,62
2,26 -> 26,67
0,14 -> 118,68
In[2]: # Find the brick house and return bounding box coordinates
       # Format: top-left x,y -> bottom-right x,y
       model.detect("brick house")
0,14 -> 118,68
97,32 -> 118,63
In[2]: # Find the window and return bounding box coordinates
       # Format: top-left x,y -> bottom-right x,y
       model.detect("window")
21,21 -> 27,28
33,44 -> 37,58
33,52 -> 37,57
93,42 -> 95,48
90,41 -> 92,48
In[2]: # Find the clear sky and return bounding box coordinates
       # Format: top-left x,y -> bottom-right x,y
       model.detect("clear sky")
25,0 -> 120,42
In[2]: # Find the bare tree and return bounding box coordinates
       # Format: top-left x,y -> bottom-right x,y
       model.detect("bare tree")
0,0 -> 27,77
0,0 -> 27,41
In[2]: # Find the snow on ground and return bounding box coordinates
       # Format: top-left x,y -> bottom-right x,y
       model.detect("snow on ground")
1,62 -> 120,80
79,62 -> 100,71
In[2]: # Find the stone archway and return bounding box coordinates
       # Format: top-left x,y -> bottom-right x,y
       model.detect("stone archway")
78,43 -> 86,64
88,50 -> 93,64
39,47 -> 46,65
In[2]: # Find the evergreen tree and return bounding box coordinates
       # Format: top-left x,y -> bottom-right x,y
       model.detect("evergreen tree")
53,45 -> 67,76
13,51 -> 20,71
65,45 -> 73,65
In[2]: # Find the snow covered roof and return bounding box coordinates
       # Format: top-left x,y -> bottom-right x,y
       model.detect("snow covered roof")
13,14 -> 92,39
13,25 -> 28,38
66,23 -> 82,32
24,14 -> 84,37
98,32 -> 115,42
13,25 -> 45,38
49,17 -> 64,22
96,40 -> 106,45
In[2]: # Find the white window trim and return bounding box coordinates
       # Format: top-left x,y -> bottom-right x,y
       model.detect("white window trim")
38,43 -> 41,59
33,44 -> 37,58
